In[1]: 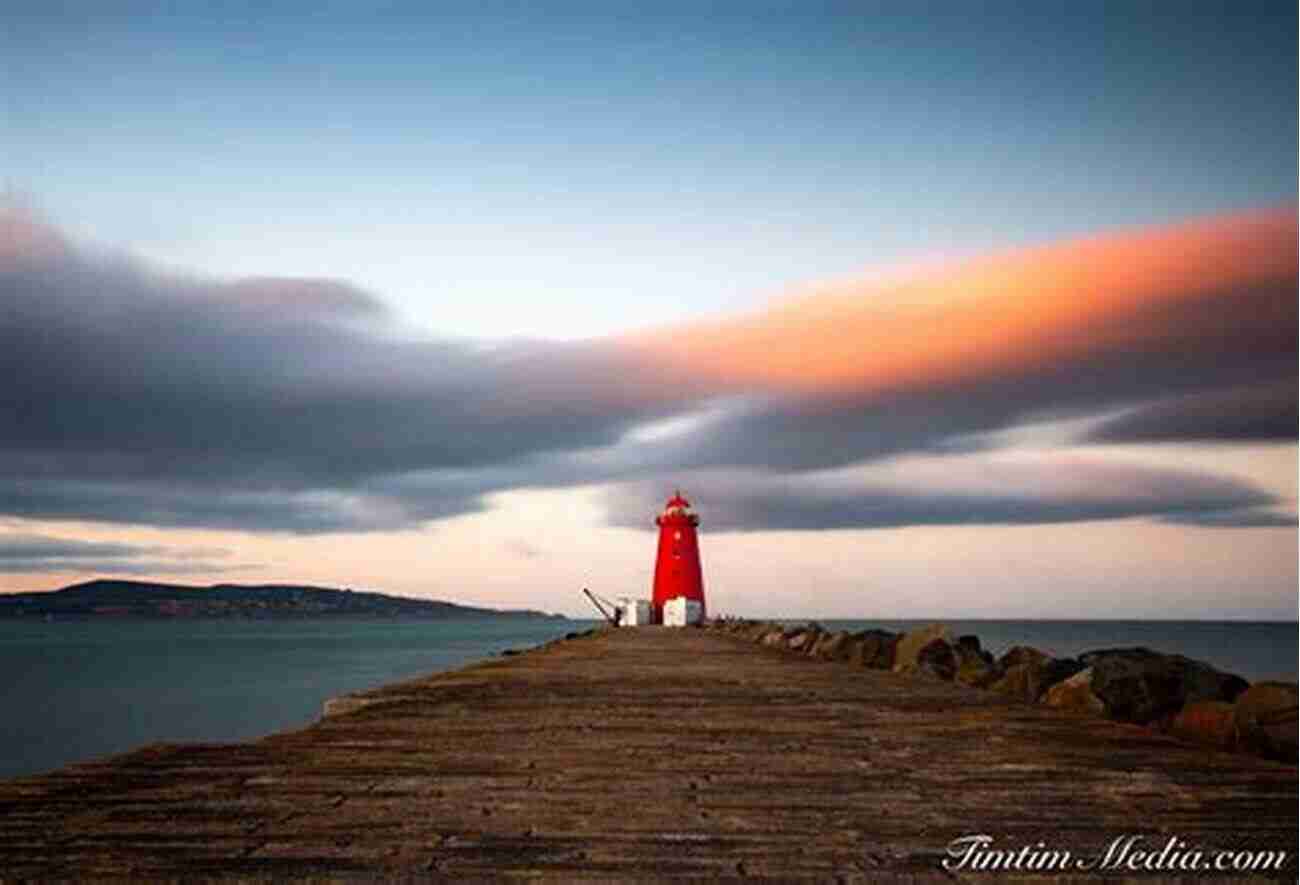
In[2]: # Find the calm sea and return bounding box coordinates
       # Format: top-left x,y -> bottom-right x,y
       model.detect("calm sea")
0,617 -> 1294,781
0,617 -> 586,780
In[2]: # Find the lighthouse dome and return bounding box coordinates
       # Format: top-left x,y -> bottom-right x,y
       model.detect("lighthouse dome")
656,490 -> 699,526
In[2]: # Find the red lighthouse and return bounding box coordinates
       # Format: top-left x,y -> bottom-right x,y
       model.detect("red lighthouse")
651,491 -> 706,623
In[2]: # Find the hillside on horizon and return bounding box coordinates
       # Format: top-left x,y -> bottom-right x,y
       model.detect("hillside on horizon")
0,579 -> 564,620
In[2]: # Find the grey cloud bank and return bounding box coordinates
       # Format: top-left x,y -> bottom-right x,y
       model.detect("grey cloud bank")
0,532 -> 240,574
601,457 -> 1285,532
1,205 -> 1295,534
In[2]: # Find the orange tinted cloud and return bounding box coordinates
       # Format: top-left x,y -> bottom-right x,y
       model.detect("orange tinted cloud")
625,207 -> 1298,399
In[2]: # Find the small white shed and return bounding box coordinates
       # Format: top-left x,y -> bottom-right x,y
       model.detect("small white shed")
662,596 -> 703,627
618,598 -> 653,627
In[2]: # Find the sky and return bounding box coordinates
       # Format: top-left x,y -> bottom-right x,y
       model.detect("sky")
1,2 -> 1296,618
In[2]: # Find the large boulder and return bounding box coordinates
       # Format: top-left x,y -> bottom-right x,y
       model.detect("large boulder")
999,645 -> 1048,670
956,635 -> 992,662
1170,701 -> 1237,750
1043,667 -> 1104,715
811,631 -> 854,661
953,636 -> 998,688
1040,658 -> 1087,692
849,630 -> 899,669
911,638 -> 957,680
893,624 -> 954,673
1079,648 -> 1249,726
786,626 -> 821,653
990,648 -> 1084,704
804,630 -> 829,656
989,664 -> 1035,703
1233,681 -> 1298,763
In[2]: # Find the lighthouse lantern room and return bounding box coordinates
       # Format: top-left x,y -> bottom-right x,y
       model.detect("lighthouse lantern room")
651,490 -> 706,624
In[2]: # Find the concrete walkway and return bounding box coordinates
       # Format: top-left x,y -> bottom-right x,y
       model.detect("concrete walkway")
1,627 -> 1295,879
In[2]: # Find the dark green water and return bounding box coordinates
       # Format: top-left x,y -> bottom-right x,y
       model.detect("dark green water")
0,617 -> 587,780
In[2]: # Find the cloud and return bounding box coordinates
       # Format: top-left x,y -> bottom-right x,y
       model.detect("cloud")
0,556 -> 249,577
623,208 -> 1297,399
0,559 -> 248,575
1159,508 -> 1296,529
613,207 -> 1297,473
0,532 -> 242,574
1084,383 -> 1298,443
0,205 -> 680,530
0,535 -> 166,561
602,452 -> 1285,531
0,203 -> 1294,533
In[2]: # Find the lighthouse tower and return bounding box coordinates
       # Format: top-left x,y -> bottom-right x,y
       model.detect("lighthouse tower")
651,490 -> 706,623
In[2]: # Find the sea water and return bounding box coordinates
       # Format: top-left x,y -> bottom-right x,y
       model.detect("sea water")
0,617 -> 585,780
0,617 -> 1294,780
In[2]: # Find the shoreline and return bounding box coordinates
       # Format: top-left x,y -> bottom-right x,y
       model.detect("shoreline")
1,625 -> 1294,879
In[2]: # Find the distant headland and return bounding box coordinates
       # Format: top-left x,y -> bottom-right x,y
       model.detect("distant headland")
0,579 -> 564,620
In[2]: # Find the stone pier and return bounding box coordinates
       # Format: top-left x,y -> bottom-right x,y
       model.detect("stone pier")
0,627 -> 1294,879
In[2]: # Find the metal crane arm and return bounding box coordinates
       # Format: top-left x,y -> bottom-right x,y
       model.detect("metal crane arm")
581,587 -> 620,626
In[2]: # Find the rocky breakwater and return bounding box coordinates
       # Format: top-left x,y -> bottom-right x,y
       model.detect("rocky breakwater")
705,618 -> 1297,765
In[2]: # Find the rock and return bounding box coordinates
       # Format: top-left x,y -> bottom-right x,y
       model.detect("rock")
998,645 -> 1049,670
953,640 -> 999,688
786,627 -> 821,652
991,655 -> 1084,704
760,628 -> 788,649
893,624 -> 953,673
1170,700 -> 1237,750
1233,681 -> 1298,763
811,631 -> 854,661
912,639 -> 957,680
1079,647 -> 1250,726
849,630 -> 898,669
955,659 -> 998,688
955,635 -> 993,664
1040,657 -> 1086,691
990,665 -> 1034,702
1043,668 -> 1104,715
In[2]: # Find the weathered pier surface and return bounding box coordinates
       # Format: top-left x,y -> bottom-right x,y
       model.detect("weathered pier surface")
0,628 -> 1295,880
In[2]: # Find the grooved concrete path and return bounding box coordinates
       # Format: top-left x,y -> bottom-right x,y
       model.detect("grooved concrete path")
0,627 -> 1295,879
